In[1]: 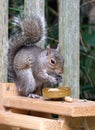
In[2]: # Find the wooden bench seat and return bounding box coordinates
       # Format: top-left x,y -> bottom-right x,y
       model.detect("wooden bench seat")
0,83 -> 95,130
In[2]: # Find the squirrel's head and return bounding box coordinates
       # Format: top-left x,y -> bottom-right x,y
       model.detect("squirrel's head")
41,44 -> 64,75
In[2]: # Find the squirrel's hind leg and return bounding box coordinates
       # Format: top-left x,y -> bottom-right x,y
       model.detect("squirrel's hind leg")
14,68 -> 36,96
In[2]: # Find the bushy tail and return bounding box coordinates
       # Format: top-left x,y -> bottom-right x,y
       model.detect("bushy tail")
8,15 -> 46,82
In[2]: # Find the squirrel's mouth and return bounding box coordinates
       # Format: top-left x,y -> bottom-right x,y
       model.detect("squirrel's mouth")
56,75 -> 63,84
47,71 -> 63,84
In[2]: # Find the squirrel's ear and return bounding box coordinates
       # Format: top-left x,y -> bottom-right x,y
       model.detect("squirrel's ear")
46,44 -> 51,55
56,44 -> 61,52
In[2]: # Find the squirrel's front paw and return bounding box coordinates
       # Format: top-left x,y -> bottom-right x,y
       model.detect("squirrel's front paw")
48,74 -> 63,84
49,76 -> 57,84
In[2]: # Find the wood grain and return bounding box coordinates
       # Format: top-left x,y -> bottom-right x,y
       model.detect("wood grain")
3,96 -> 95,117
0,0 -> 8,82
1,83 -> 95,117
24,0 -> 45,48
59,0 -> 80,98
0,111 -> 63,130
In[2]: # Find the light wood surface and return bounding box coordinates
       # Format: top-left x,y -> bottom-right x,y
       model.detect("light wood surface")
1,83 -> 95,117
0,111 -> 63,130
3,96 -> 95,117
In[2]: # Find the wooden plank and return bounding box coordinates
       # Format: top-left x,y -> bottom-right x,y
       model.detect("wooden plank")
1,83 -> 95,117
24,0 -> 44,18
3,97 -> 95,117
59,0 -> 80,98
1,111 -> 95,130
0,0 -> 8,82
0,83 -> 18,110
0,83 -> 18,98
0,111 -> 63,130
24,0 -> 45,48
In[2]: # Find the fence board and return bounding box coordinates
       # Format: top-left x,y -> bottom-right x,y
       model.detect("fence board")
59,0 -> 80,98
0,0 -> 8,82
24,0 -> 44,18
24,0 -> 45,48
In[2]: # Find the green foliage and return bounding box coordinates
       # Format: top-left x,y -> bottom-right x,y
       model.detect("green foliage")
80,24 -> 95,100
45,0 -> 58,48
9,0 -> 24,17
8,0 -> 24,37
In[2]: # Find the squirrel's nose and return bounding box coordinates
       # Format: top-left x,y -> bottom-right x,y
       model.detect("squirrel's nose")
56,68 -> 64,74
59,69 -> 63,74
60,67 -> 64,74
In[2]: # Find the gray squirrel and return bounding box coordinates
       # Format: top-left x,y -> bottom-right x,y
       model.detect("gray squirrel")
8,15 -> 64,98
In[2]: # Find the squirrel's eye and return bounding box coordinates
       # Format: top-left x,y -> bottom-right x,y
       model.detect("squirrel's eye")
50,59 -> 56,65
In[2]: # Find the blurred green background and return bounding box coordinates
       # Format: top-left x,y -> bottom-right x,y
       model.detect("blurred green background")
9,0 -> 95,100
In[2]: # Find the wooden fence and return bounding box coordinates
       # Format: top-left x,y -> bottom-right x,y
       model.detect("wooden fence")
2,1 -> 95,130
0,0 -> 79,98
